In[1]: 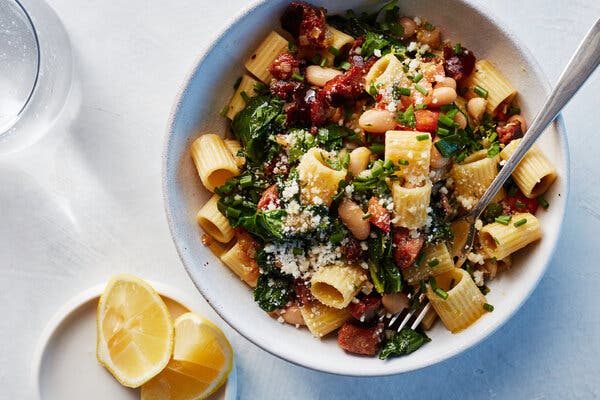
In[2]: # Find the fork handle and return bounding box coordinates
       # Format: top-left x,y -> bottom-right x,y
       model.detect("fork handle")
470,18 -> 600,219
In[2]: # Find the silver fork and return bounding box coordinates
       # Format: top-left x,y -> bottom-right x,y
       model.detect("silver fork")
454,18 -> 600,268
387,19 -> 600,331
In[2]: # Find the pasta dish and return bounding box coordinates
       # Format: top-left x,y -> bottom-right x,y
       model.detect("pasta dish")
189,1 -> 557,359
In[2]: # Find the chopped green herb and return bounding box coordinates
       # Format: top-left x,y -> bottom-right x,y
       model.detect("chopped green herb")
515,200 -> 527,208
368,82 -> 379,97
438,114 -> 457,128
436,127 -> 449,136
330,231 -> 345,244
474,85 -> 489,99
428,258 -> 439,267
293,247 -> 304,256
414,84 -> 428,95
434,288 -> 449,300
416,134 -> 430,141
219,105 -> 229,118
508,106 -> 521,116
393,86 -> 411,98
239,175 -> 253,188
397,105 -> 416,128
487,142 -> 500,157
328,46 -> 340,56
339,61 -> 352,71
513,218 -> 527,227
454,43 -> 462,54
495,215 -> 512,225
416,251 -> 426,266
537,196 -> 550,209
369,143 -> 385,155
424,22 -> 435,31
415,104 -> 428,110
398,158 -> 409,166
412,73 -> 423,83
240,90 -> 250,103
362,213 -> 372,220
312,54 -> 323,65
287,41 -> 297,54
291,72 -> 304,82
483,303 -> 494,312
320,57 -> 328,67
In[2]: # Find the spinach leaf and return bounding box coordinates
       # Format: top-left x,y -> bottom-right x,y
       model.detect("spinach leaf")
215,171 -> 270,227
361,31 -> 390,58
368,228 -> 402,294
379,328 -> 431,359
231,95 -> 285,164
481,203 -> 503,225
287,129 -> 317,163
316,124 -> 356,151
253,250 -> 293,312
434,111 -> 498,161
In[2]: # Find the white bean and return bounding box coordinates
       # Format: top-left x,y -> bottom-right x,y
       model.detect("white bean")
508,114 -> 527,133
358,109 -> 397,133
454,111 -> 467,129
348,147 -> 372,176
467,97 -> 488,122
436,77 -> 457,90
431,86 -> 457,107
398,16 -> 417,37
305,65 -> 342,87
338,198 -> 370,240
281,305 -> 305,326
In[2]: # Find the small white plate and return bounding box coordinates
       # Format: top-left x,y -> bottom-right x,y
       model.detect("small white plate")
31,282 -> 238,400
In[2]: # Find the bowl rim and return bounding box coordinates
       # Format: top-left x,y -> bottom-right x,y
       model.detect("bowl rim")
162,0 -> 570,376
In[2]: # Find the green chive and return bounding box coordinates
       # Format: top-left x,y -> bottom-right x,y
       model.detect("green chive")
514,218 -> 527,227
434,288 -> 449,300
436,127 -> 450,135
362,213 -> 372,220
293,247 -> 304,255
368,83 -> 378,97
428,258 -> 440,267
483,303 -> 494,312
383,159 -> 394,169
328,46 -> 340,56
416,251 -> 426,266
402,65 -> 409,73
416,134 -> 430,141
240,91 -> 250,103
399,87 -> 411,96
515,200 -> 527,208
415,104 -> 428,110
508,106 -> 521,116
420,280 -> 427,294
445,108 -> 459,119
312,54 -> 322,65
474,85 -> 489,99
369,143 -> 385,154
330,232 -> 344,244
537,197 -> 549,209
491,257 -> 497,265
414,84 -> 428,95
454,43 -> 462,54
291,72 -> 304,82
239,175 -> 253,187
339,61 -> 352,71
219,105 -> 229,118
398,158 -> 409,166
424,22 -> 435,31
438,114 -> 457,128
320,57 -> 328,67
226,207 -> 241,219
429,276 -> 438,290
495,215 -> 512,225
412,73 -> 423,83
488,131 -> 498,142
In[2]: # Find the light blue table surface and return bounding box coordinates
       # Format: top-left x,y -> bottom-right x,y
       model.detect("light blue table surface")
2,1 -> 599,399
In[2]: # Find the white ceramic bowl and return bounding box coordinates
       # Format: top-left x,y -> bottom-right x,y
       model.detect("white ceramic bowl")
163,0 -> 569,376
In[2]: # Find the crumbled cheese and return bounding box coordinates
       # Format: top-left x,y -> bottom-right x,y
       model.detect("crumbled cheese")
354,46 -> 362,55
467,252 -> 485,265
277,316 -> 285,324
413,17 -> 422,25
373,48 -> 382,57
439,186 -> 448,195
472,270 -> 485,286
407,41 -> 417,52
475,219 -> 483,231
499,160 -> 507,166
457,195 -> 475,210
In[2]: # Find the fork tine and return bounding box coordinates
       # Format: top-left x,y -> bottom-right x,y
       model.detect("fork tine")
396,293 -> 426,332
410,302 -> 431,330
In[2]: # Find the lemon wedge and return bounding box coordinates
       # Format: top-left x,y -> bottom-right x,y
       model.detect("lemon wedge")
96,274 -> 173,388
141,312 -> 233,400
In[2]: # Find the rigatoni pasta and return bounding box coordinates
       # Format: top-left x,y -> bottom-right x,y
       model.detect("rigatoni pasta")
191,134 -> 240,192
245,31 -> 289,83
226,74 -> 260,120
463,60 -> 517,113
197,194 -> 234,243
220,241 -> 259,287
479,212 -> 542,260
310,265 -> 367,309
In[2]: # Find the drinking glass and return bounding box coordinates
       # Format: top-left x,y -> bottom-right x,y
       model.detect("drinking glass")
0,0 -> 72,154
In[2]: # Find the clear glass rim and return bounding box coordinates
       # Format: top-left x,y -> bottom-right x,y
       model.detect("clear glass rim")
11,0 -> 41,122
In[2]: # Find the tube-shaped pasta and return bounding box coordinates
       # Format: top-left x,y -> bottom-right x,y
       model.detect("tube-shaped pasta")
385,130 -> 432,186
226,74 -> 259,120
401,242 -> 455,285
244,31 -> 289,83
391,180 -> 432,229
297,147 -> 347,206
196,194 -> 234,243
500,139 -> 557,198
463,60 -> 516,113
426,268 -> 487,333
191,134 -> 240,192
223,139 -> 246,168
318,26 -> 354,66
310,265 -> 367,309
365,53 -> 404,88
479,212 -> 542,260
451,150 -> 501,208
220,241 -> 259,287
300,301 -> 351,338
